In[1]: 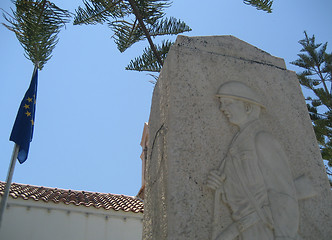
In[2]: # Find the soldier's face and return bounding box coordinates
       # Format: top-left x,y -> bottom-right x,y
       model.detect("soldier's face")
219,97 -> 248,126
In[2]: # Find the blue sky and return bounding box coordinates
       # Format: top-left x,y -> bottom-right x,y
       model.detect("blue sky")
1,0 -> 331,196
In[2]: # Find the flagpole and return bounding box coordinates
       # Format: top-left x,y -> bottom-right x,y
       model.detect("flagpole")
0,143 -> 19,229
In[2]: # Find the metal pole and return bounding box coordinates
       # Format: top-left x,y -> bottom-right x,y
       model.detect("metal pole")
0,143 -> 19,229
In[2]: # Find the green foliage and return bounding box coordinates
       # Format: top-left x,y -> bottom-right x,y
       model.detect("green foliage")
126,40 -> 172,72
148,17 -> 192,37
74,0 -> 274,73
243,0 -> 273,13
74,0 -> 191,72
2,0 -> 275,73
74,0 -> 129,25
291,32 -> 332,167
2,0 -> 71,70
111,16 -> 191,53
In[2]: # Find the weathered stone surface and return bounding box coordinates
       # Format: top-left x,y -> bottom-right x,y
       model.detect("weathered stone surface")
143,35 -> 332,240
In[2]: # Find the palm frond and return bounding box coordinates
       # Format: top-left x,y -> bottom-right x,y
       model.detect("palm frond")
2,0 -> 71,69
243,0 -> 273,13
125,40 -> 172,72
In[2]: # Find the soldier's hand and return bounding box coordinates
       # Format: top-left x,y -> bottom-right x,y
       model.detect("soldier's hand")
207,170 -> 225,190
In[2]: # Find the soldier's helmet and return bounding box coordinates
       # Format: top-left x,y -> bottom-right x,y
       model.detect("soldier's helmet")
216,81 -> 265,109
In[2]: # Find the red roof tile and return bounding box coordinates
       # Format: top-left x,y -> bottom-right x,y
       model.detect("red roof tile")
0,181 -> 144,213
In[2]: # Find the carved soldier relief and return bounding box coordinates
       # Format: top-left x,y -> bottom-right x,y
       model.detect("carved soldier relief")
207,81 -> 315,240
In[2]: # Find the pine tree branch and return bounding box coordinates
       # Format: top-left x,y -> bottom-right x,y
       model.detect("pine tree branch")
128,18 -> 138,41
74,0 -> 128,25
74,0 -> 190,71
148,16 -> 191,37
316,65 -> 330,96
243,0 -> 273,13
110,15 -> 191,53
127,0 -> 163,66
110,19 -> 144,52
126,40 -> 171,72
291,31 -> 332,165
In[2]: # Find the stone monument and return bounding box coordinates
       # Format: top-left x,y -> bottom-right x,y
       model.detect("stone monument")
143,35 -> 332,240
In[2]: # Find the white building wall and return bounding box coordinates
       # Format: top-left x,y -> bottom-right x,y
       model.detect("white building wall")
0,198 -> 143,240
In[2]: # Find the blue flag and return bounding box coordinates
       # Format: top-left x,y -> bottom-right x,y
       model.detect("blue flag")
10,68 -> 38,164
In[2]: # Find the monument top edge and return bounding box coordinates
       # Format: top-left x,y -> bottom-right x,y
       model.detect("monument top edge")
173,35 -> 286,69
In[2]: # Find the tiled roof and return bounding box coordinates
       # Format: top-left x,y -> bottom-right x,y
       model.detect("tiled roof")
0,181 -> 144,213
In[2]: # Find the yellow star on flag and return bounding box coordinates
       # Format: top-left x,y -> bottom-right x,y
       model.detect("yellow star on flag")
27,97 -> 33,102
31,119 -> 34,125
24,104 -> 30,109
25,111 -> 31,117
